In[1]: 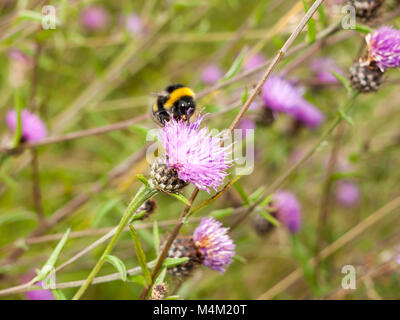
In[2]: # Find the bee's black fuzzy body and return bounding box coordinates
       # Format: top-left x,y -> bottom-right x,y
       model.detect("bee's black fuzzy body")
152,84 -> 196,126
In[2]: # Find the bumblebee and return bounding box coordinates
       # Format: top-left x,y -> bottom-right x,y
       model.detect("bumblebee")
152,84 -> 196,126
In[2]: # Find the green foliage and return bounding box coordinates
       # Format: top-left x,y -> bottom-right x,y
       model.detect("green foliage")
104,255 -> 127,282
129,225 -> 152,286
32,229 -> 70,284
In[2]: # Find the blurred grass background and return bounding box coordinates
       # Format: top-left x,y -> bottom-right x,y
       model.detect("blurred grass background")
0,0 -> 400,299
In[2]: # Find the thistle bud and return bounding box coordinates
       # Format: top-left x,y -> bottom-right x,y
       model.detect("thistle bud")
150,159 -> 188,193
136,199 -> 157,220
348,0 -> 384,22
349,61 -> 383,93
166,237 -> 203,277
150,283 -> 169,300
251,213 -> 275,236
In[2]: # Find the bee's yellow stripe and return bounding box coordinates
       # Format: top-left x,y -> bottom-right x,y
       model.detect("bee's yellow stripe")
165,87 -> 195,108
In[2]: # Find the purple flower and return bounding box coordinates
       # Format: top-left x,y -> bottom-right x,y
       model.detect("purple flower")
201,64 -> 223,85
249,101 -> 261,110
293,100 -> 325,128
125,13 -> 143,35
7,49 -> 33,87
310,58 -> 343,84
6,109 -> 47,142
244,53 -> 266,71
335,181 -> 360,207
366,26 -> 400,71
193,217 -> 235,273
8,49 -> 31,64
262,76 -> 324,128
237,117 -> 255,139
396,247 -> 400,265
273,191 -> 302,233
25,281 -> 55,300
81,6 -> 109,31
157,114 -> 233,192
261,76 -> 303,114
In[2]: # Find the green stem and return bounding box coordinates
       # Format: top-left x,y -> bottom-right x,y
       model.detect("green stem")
72,185 -> 157,300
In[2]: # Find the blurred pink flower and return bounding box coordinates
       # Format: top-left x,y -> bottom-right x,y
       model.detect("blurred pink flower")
310,58 -> 344,84
293,100 -> 325,128
261,75 -> 325,128
237,117 -> 255,138
244,53 -> 266,71
335,181 -> 360,208
396,247 -> 400,265
26,281 -> 55,300
125,13 -> 146,36
273,191 -> 302,233
81,6 -> 109,31
201,64 -> 223,85
6,109 -> 47,143
7,49 -> 33,87
22,273 -> 55,301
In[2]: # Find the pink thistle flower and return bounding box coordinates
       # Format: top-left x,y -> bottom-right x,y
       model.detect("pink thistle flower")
293,100 -> 325,128
237,117 -> 255,139
366,26 -> 400,71
157,114 -> 233,192
193,217 -> 235,273
25,281 -> 55,300
81,6 -> 109,31
261,76 -> 303,114
201,64 -> 223,85
125,13 -> 144,35
310,58 -> 344,84
262,76 -> 324,128
8,49 -> 32,65
22,273 -> 54,300
273,191 -> 302,233
243,53 -> 266,71
335,181 -> 360,208
6,109 -> 47,143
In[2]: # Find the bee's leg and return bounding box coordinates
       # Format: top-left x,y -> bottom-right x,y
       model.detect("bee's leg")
157,111 -> 171,125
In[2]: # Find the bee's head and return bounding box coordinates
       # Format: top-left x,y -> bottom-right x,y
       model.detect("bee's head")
173,96 -> 196,121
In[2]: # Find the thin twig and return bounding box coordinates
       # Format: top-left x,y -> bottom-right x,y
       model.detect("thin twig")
0,264 -> 144,297
0,114 -> 148,154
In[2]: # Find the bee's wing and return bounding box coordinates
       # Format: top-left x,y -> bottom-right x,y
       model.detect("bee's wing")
150,90 -> 168,98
